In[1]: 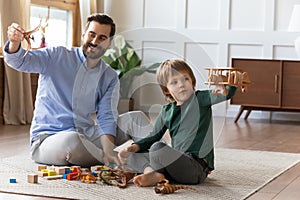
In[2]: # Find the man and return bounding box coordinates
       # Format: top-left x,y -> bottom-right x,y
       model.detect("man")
4,13 -> 121,167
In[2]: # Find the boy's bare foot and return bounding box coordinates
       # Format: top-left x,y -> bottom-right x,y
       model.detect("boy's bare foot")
133,171 -> 165,187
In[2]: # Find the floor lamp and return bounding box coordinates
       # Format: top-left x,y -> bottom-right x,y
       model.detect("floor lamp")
288,5 -> 300,58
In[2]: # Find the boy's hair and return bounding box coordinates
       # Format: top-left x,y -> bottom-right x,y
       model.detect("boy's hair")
84,13 -> 116,40
156,59 -> 196,102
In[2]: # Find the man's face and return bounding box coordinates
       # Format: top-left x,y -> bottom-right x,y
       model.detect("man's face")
82,21 -> 112,59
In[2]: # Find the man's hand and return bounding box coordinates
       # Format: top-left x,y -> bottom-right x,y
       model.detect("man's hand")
103,149 -> 120,167
100,134 -> 120,166
7,23 -> 24,53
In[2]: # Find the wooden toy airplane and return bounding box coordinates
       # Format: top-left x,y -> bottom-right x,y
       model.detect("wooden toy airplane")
12,21 -> 41,56
205,67 -> 251,93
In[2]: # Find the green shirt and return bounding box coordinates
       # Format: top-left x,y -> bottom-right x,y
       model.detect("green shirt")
135,86 -> 237,170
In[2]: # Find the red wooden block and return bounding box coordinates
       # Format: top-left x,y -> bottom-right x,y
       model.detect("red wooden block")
66,172 -> 78,180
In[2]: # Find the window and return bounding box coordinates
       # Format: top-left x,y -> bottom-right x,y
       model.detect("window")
30,5 -> 72,47
30,0 -> 80,47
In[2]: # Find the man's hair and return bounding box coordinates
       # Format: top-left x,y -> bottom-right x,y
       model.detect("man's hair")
156,59 -> 196,102
85,13 -> 116,40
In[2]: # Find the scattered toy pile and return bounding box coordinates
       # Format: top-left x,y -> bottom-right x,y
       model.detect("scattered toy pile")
9,165 -> 197,195
8,164 -> 135,188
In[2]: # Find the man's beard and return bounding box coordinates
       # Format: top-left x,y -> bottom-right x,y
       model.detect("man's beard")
83,43 -> 106,59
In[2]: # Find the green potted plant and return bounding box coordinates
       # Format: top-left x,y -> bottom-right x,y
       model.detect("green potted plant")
102,35 -> 159,112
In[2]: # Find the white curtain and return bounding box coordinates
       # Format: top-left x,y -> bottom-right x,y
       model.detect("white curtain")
0,0 -> 33,124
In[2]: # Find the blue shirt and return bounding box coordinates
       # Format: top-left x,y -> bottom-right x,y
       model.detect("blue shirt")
4,42 -> 120,145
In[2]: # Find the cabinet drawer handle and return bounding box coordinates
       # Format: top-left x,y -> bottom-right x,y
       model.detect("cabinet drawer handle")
274,74 -> 279,93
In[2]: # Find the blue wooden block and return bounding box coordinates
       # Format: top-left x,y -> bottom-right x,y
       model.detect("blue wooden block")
92,171 -> 97,177
9,178 -> 17,183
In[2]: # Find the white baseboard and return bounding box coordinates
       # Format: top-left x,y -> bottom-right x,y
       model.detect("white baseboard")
140,104 -> 300,122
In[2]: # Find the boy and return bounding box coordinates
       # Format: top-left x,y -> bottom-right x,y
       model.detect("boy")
118,59 -> 237,186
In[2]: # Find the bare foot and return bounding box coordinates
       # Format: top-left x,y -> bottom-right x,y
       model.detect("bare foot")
133,171 -> 165,187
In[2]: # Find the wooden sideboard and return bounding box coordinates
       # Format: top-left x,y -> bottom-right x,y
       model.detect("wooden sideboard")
231,58 -> 300,122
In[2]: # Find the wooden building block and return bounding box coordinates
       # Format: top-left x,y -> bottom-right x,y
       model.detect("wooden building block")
91,165 -> 102,172
65,169 -> 72,174
27,174 -> 38,184
9,178 -> 17,183
55,167 -> 66,175
37,171 -> 48,177
38,165 -> 47,171
47,170 -> 56,176
66,173 -> 78,180
44,175 -> 63,180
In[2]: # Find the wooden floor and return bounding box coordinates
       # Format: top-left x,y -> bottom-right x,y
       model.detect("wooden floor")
0,117 -> 299,200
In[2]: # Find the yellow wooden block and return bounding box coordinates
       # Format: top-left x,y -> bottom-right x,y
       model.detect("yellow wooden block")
47,170 -> 56,176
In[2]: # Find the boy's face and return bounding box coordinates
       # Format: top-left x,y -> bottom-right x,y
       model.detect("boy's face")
166,71 -> 194,105
82,21 -> 111,59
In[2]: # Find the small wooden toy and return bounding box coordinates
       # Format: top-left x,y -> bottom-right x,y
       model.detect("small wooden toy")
99,168 -> 136,188
38,165 -> 47,171
41,169 -> 56,176
91,165 -> 107,172
9,178 -> 17,183
44,175 -> 63,180
71,166 -> 81,171
72,168 -> 97,184
55,167 -> 67,175
205,67 -> 251,93
66,172 -> 78,181
12,21 -> 41,56
81,173 -> 97,184
27,174 -> 38,184
65,169 -> 72,174
47,170 -> 56,176
37,171 -> 48,177
154,178 -> 197,194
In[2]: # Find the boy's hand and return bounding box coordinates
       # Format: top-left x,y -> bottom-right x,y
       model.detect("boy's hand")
118,144 -> 140,165
213,85 -> 228,96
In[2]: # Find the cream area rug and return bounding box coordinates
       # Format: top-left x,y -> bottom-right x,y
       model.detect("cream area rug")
0,148 -> 299,200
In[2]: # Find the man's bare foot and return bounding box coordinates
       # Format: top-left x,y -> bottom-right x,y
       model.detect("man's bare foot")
133,171 -> 165,187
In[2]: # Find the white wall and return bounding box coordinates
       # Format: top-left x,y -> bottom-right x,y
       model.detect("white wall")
104,0 -> 300,121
